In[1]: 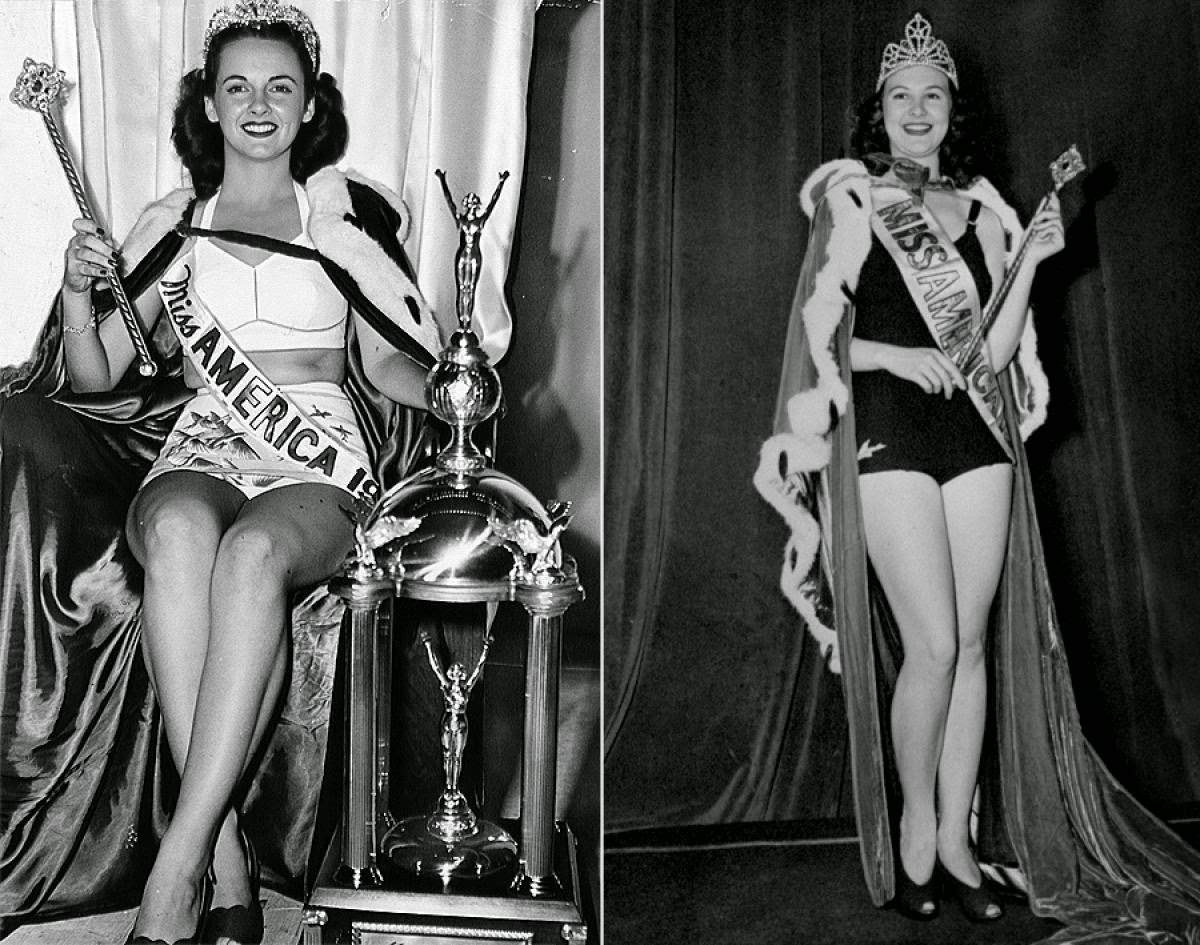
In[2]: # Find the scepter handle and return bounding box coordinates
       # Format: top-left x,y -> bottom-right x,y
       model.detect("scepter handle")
11,58 -> 157,377
962,192 -> 1051,365
958,146 -> 1085,371
41,113 -> 158,378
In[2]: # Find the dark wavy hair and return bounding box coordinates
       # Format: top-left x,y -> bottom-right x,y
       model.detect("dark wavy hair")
171,22 -> 347,198
849,83 -> 994,188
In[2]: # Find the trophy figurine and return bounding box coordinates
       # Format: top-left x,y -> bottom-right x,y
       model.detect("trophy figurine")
381,626 -> 518,881
435,168 -> 509,329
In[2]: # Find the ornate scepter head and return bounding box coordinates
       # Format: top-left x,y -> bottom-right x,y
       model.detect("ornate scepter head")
1050,145 -> 1086,192
10,59 -> 67,115
10,58 -> 160,378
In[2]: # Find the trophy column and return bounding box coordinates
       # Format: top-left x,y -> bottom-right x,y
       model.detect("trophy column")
514,594 -> 570,896
329,572 -> 393,888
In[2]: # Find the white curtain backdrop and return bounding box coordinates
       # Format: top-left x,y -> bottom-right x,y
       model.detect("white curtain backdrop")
0,0 -> 533,366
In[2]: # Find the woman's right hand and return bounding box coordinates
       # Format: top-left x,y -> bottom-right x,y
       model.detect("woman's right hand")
882,346 -> 965,399
63,219 -> 118,296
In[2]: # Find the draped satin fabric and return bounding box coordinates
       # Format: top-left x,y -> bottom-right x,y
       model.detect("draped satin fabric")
0,198 -> 399,917
0,1 -> 535,921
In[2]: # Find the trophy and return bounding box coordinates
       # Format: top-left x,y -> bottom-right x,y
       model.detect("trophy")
329,169 -> 583,895
381,623 -> 519,882
10,59 -> 157,376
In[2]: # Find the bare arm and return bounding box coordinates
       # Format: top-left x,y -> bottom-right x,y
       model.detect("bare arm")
60,218 -> 164,392
354,310 -> 430,409
850,337 -> 965,399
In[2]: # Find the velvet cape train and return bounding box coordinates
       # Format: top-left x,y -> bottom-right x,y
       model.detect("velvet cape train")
754,159 -> 1200,943
0,168 -> 453,921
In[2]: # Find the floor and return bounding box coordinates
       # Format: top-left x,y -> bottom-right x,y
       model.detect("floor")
605,834 -> 1063,945
4,891 -> 302,945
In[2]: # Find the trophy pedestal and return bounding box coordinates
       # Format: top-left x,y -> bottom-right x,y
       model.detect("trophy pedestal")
304,822 -> 586,945
383,807 -> 519,882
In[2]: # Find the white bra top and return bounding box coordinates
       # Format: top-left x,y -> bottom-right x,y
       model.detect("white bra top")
193,181 -> 348,352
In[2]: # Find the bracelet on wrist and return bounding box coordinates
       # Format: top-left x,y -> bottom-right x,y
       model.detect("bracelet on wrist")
63,310 -> 98,335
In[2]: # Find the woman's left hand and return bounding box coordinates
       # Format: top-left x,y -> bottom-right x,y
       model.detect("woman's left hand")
1024,194 -> 1065,266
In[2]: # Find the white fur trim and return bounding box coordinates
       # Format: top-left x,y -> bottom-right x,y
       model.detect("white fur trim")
305,166 -> 440,355
114,172 -> 441,358
345,168 -> 412,244
754,160 -> 875,673
753,433 -> 841,672
119,188 -> 194,274
800,159 -> 871,219
797,167 -> 873,425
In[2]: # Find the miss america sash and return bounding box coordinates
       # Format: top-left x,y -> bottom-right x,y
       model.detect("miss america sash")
868,192 -> 1013,459
158,251 -> 381,504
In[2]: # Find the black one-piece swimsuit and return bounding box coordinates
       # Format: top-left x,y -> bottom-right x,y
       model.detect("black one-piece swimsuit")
852,200 -> 1010,486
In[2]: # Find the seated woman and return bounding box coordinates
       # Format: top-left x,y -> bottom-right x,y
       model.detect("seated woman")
2,3 -> 455,943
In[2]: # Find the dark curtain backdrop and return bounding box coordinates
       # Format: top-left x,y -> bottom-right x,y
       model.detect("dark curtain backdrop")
605,0 -> 1200,832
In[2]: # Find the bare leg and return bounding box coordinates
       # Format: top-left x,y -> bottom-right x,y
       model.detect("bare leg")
144,483 -> 354,938
936,463 -> 1012,892
127,472 -> 244,765
127,472 -> 244,941
859,471 -> 958,889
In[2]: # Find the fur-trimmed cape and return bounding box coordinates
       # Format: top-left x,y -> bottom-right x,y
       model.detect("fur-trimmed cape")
753,159 -> 1048,671
753,159 -> 1200,941
1,167 -> 472,489
118,166 -> 442,361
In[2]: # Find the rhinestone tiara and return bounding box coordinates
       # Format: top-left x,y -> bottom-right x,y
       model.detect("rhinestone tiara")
204,0 -> 320,74
877,12 -> 957,91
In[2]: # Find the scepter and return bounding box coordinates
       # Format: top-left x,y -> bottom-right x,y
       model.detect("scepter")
959,145 -> 1085,371
10,58 -> 157,377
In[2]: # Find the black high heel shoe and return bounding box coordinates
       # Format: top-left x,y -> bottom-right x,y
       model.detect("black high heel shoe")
204,827 -> 264,945
939,864 -> 1004,922
892,862 -> 940,921
126,867 -> 214,945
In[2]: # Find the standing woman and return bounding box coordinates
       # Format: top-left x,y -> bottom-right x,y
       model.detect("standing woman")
758,11 -> 1200,937
60,3 -> 441,942
846,17 -> 1061,921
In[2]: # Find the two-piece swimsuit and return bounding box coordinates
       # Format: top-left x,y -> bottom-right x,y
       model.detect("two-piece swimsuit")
143,181 -> 371,498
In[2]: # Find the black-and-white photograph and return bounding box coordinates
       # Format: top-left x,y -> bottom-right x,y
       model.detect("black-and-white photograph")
604,2 -> 1200,944
0,1 -> 598,943
5,1 -> 1200,944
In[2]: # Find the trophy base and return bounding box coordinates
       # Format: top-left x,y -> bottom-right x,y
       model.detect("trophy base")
304,821 -> 586,945
383,813 -> 518,882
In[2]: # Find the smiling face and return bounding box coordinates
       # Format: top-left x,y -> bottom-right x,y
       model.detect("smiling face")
881,64 -> 952,167
204,36 -> 313,167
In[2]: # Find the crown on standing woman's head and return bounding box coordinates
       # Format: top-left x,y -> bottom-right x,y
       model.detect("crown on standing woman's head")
876,12 -> 957,91
204,0 -> 320,73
